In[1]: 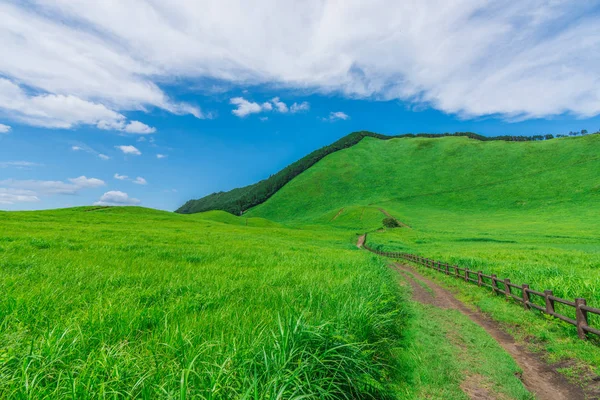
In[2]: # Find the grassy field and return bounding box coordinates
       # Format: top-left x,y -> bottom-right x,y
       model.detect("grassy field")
3,134 -> 600,398
0,207 -> 411,398
248,135 -> 600,309
246,134 -> 600,371
0,206 -> 538,399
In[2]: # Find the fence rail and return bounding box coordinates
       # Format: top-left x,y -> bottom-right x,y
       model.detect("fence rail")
362,237 -> 600,341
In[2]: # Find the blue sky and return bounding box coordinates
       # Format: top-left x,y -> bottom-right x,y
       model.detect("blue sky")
1,1 -> 600,211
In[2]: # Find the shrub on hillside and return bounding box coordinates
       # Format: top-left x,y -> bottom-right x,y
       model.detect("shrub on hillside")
383,217 -> 400,228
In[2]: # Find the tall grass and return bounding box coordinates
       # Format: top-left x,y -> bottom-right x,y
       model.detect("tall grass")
0,207 -> 407,398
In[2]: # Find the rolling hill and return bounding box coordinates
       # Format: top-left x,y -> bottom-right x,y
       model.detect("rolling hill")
246,134 -> 600,227
176,131 -> 557,215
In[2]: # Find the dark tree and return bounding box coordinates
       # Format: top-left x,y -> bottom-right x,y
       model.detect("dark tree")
383,217 -> 401,228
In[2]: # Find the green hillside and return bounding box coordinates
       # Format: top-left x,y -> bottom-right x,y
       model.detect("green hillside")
3,135 -> 600,398
176,131 -> 392,215
177,131 -> 556,215
247,134 -> 600,346
247,134 -> 600,226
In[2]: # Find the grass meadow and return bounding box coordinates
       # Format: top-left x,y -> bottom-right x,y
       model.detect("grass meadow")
247,134 -> 600,374
3,135 -> 599,398
0,207 -> 407,399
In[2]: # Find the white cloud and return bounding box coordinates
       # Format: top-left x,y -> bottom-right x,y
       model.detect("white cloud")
94,191 -> 140,206
0,176 -> 104,198
0,79 -> 158,132
68,176 -> 105,188
0,175 -> 104,204
133,177 -> 147,185
114,173 -> 128,180
116,145 -> 141,155
0,124 -> 11,133
322,111 -> 350,122
72,143 -> 110,160
290,102 -> 310,113
259,117 -> 269,122
0,188 -> 39,205
230,97 -> 268,117
1,2 -> 600,120
271,97 -> 288,113
123,120 -> 156,134
156,154 -> 167,159
230,96 -> 309,117
137,136 -> 147,142
0,161 -> 41,169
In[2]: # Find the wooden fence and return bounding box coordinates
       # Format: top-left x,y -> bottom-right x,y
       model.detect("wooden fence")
362,237 -> 600,341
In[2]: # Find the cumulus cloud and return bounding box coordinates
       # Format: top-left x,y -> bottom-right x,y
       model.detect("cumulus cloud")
0,175 -> 105,204
271,97 -> 288,113
0,79 -> 158,132
322,111 -> 350,122
0,124 -> 11,133
68,176 -> 105,188
123,121 -> 156,134
230,97 -> 269,117
230,96 -> 310,117
98,154 -> 110,160
114,173 -> 128,180
290,102 -> 310,113
0,188 -> 39,205
133,177 -> 147,185
156,154 -> 167,159
116,145 -> 141,155
1,2 -> 600,120
94,191 -> 140,206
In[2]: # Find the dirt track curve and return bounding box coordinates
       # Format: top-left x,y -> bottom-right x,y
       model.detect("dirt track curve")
356,235 -> 589,400
395,263 -> 586,400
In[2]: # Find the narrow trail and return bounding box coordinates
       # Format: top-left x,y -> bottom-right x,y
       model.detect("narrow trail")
394,262 -> 586,400
356,234 -> 366,248
331,208 -> 345,221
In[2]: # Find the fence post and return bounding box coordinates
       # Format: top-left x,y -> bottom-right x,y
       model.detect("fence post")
477,271 -> 482,286
454,265 -> 459,278
522,284 -> 530,310
544,290 -> 555,315
464,268 -> 469,282
491,274 -> 498,294
575,298 -> 588,340
445,263 -> 450,275
504,279 -> 511,300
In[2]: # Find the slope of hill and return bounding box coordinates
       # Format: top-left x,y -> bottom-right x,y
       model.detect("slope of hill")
176,131 -> 558,215
247,134 -> 600,227
245,134 -> 600,371
176,131 -> 392,215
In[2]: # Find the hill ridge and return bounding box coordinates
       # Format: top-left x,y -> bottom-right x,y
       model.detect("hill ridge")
177,130 -> 576,215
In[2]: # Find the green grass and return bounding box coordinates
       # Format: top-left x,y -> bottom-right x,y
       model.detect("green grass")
397,300 -> 532,399
3,134 -> 600,398
246,134 -> 600,372
0,207 -> 408,398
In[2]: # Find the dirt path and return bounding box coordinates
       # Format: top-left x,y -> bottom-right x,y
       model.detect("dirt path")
394,263 -> 587,400
356,234 -> 366,248
331,208 -> 345,221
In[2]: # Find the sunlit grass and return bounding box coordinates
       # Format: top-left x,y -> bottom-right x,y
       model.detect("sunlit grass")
0,207 -> 407,398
